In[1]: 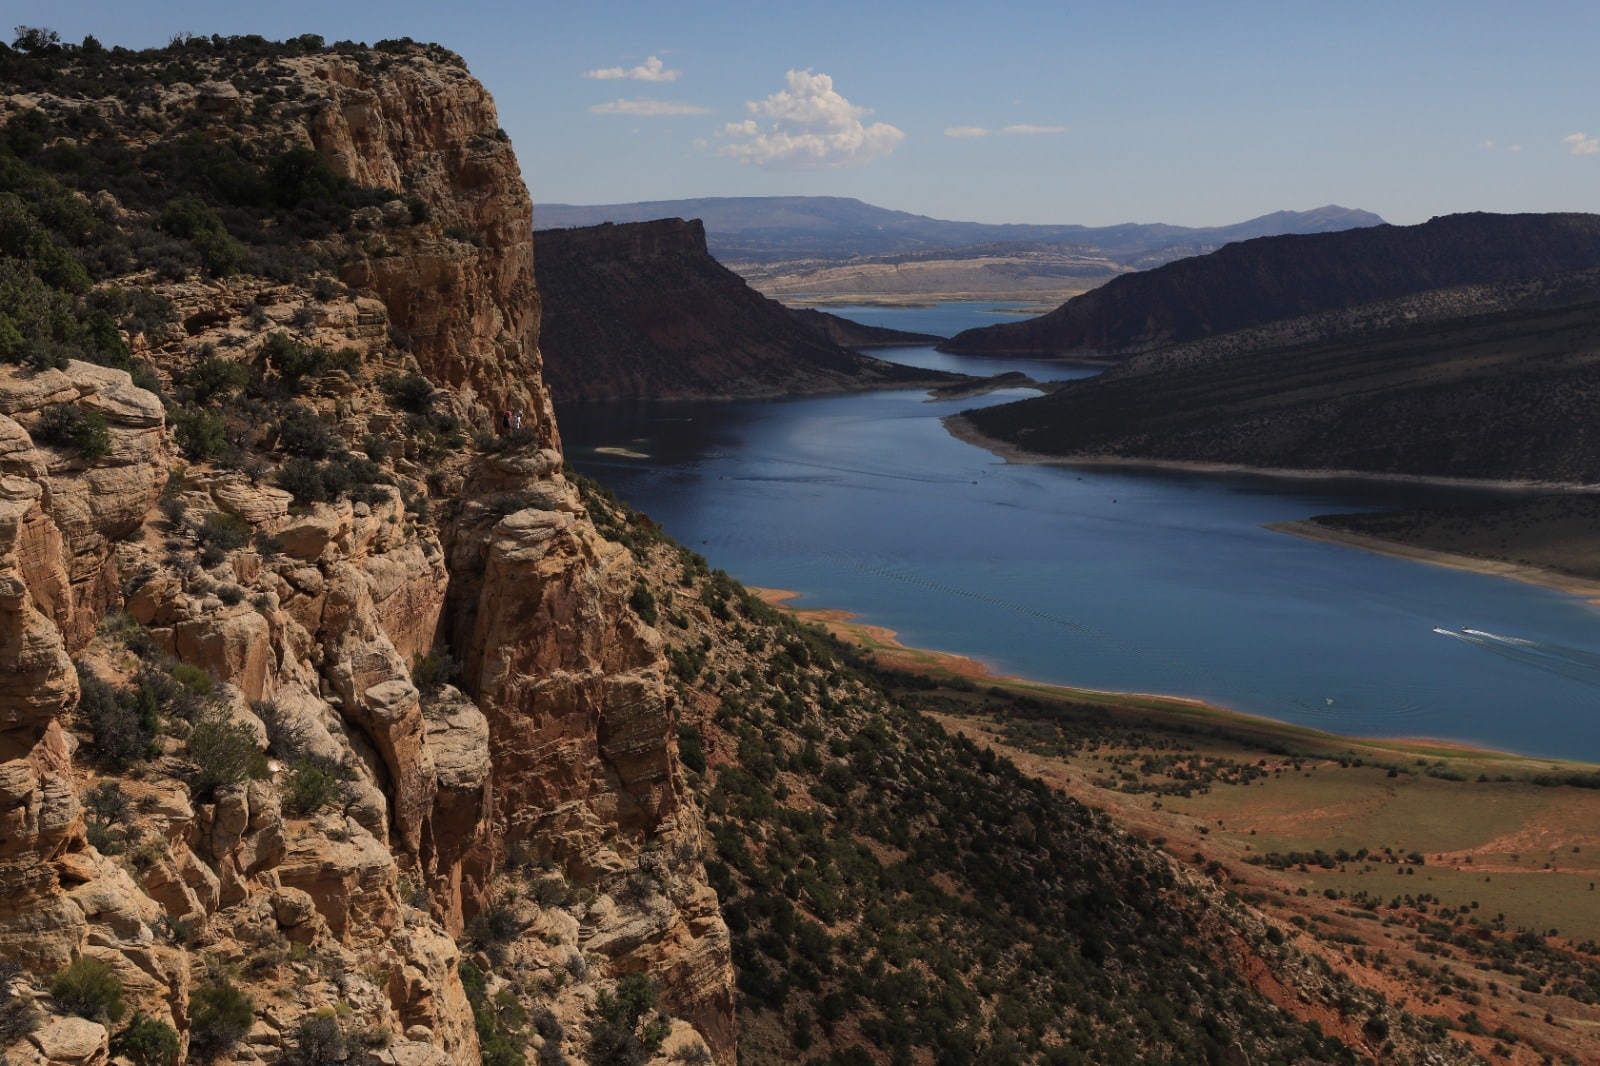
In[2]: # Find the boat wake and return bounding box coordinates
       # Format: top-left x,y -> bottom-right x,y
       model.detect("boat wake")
1433,626 -> 1600,686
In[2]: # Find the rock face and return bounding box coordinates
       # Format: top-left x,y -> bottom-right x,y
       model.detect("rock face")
302,50 -> 556,449
0,39 -> 734,1066
942,211 -> 1600,356
533,219 -> 960,401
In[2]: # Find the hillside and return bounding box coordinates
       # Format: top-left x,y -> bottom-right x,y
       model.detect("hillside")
535,196 -> 1383,265
577,479 -> 1483,1065
533,220 -> 956,402
942,212 -> 1600,357
784,307 -> 942,349
952,271 -> 1600,483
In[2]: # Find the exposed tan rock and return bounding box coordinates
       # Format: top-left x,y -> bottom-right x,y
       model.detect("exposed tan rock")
275,816 -> 396,941
210,476 -> 295,526
0,369 -> 77,416
418,691 -> 489,931
0,43 -> 733,1065
173,607 -> 274,702
298,52 -> 554,443
26,1015 -> 108,1066
0,566 -> 75,761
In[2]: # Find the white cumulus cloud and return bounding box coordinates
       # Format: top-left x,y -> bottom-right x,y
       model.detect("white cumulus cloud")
584,55 -> 681,82
1478,139 -> 1495,150
1563,132 -> 1599,156
1001,124 -> 1065,135
588,99 -> 710,116
718,70 -> 905,169
944,126 -> 991,138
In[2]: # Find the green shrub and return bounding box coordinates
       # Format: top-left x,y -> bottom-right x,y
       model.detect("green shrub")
173,405 -> 229,461
33,404 -> 110,460
260,332 -> 330,389
281,1013 -> 348,1066
588,975 -> 668,1066
184,712 -> 266,799
112,1012 -> 180,1066
276,455 -> 389,505
467,900 -> 520,968
628,582 -> 658,626
182,356 -> 249,404
169,663 -> 215,696
283,757 -> 347,815
273,406 -> 338,459
411,650 -> 458,694
50,956 -> 124,1023
75,664 -> 158,768
195,511 -> 251,567
187,978 -> 253,1063
380,372 -> 434,414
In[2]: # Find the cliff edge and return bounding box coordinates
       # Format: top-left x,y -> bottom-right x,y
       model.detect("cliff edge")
0,35 -> 731,1066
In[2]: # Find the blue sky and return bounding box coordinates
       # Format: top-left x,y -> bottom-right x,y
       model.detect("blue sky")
8,1 -> 1597,227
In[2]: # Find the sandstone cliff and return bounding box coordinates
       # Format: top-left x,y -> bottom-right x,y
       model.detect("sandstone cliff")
0,35 -> 729,1066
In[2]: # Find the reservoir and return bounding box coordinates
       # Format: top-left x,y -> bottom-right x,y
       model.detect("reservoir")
557,303 -> 1600,762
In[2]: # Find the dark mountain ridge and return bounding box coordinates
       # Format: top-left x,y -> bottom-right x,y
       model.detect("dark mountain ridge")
955,268 -> 1600,483
942,212 -> 1600,356
533,218 -> 956,402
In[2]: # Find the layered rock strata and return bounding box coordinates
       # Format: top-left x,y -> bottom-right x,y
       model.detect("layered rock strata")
0,40 -> 731,1066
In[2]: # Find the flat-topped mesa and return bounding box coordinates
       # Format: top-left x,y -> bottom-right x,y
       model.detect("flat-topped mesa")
533,218 -> 960,402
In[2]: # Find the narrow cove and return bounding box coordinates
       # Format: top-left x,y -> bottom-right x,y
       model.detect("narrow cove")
557,303 -> 1600,762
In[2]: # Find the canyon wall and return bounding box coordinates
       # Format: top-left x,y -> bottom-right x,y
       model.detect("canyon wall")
0,40 -> 731,1066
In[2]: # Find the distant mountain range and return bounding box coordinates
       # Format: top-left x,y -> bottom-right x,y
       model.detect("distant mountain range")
534,196 -> 1385,266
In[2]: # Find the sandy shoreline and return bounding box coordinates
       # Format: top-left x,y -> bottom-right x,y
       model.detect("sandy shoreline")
1269,521 -> 1600,604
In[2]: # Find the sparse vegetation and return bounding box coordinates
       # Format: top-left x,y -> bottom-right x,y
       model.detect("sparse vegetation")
183,710 -> 267,799
50,956 -> 125,1023
33,404 -> 110,460
112,1012 -> 181,1066
186,977 -> 254,1063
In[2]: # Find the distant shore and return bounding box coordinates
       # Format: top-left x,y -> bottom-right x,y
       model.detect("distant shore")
1269,520 -> 1600,605
941,412 -> 1600,604
940,413 -> 1599,494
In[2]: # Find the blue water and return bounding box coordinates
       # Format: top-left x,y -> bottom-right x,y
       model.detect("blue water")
558,304 -> 1600,761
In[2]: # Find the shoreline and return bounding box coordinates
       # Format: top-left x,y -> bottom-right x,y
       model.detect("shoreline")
1268,520 -> 1600,605
941,413 -> 1600,606
752,588 -> 1595,771
940,413 -> 1600,494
